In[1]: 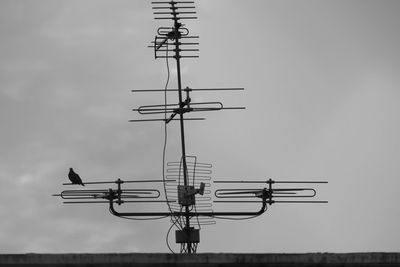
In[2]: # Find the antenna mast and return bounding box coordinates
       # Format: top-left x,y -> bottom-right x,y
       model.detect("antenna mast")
53,1 -> 327,254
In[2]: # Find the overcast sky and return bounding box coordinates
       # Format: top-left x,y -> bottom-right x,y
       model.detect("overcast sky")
1,0 -> 400,254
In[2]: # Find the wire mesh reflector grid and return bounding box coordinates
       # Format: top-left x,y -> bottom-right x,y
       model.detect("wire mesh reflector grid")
166,156 -> 216,225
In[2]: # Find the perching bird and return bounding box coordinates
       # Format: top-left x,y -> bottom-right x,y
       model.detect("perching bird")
68,168 -> 85,186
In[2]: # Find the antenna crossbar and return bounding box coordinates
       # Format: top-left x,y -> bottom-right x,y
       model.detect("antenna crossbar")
129,118 -> 205,122
132,87 -> 244,92
62,179 -> 176,185
214,180 -> 328,184
151,1 -> 195,3
153,11 -> 197,15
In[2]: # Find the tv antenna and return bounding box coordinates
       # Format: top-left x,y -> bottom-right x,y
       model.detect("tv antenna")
53,1 -> 327,254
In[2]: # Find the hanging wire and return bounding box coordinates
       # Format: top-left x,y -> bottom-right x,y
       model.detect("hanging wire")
166,217 -> 177,254
161,37 -> 185,248
162,37 -> 173,214
166,207 -> 183,254
194,203 -> 201,231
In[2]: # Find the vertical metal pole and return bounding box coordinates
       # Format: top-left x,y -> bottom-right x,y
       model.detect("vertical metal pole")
171,3 -> 192,254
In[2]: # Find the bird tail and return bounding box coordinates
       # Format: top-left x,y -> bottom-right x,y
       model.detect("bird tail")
81,183 -> 85,186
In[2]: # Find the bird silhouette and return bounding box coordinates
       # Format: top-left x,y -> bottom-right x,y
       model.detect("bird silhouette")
68,168 -> 85,186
